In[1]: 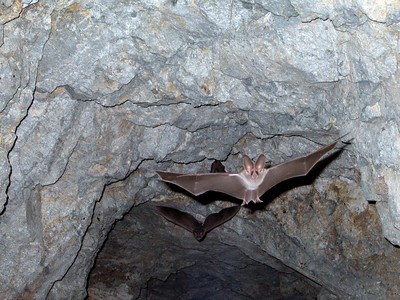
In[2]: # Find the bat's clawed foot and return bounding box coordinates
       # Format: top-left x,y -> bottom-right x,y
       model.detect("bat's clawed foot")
251,198 -> 263,205
241,198 -> 263,206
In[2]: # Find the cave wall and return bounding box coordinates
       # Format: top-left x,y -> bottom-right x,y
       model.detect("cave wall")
1,0 -> 400,299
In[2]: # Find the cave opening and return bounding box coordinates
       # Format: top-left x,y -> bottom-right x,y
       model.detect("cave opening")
87,201 -> 327,299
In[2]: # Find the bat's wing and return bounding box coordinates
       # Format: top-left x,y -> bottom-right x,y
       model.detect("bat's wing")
156,171 -> 247,201
210,160 -> 226,173
156,206 -> 202,233
203,205 -> 241,233
259,139 -> 339,195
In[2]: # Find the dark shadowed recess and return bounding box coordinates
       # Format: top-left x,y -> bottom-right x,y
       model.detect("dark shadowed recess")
87,202 -> 324,299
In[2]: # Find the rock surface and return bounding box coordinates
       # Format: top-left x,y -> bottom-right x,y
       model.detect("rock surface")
88,202 -> 323,300
1,1 -> 400,299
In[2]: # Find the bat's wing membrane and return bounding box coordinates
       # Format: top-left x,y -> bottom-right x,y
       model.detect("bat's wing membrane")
157,171 -> 246,201
259,139 -> 338,195
203,205 -> 240,233
156,206 -> 201,233
210,160 -> 226,173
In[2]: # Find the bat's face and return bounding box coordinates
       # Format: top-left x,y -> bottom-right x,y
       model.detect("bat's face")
241,154 -> 267,188
193,228 -> 206,241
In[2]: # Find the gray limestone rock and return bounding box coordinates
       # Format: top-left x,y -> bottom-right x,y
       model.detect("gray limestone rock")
1,1 -> 400,299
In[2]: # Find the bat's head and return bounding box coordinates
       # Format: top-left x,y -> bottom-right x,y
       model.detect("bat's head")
193,228 -> 206,241
243,154 -> 266,179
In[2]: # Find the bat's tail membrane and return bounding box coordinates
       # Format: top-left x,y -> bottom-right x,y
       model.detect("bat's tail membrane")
243,189 -> 262,205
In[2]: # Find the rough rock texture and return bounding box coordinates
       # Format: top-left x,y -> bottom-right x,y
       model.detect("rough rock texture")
88,201 -> 323,300
1,0 -> 400,299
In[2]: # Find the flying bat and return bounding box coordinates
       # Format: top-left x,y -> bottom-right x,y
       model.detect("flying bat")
157,138 -> 341,206
210,160 -> 226,173
156,205 -> 240,241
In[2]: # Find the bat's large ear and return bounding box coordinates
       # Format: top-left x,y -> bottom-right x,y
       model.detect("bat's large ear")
255,154 -> 266,173
243,155 -> 254,173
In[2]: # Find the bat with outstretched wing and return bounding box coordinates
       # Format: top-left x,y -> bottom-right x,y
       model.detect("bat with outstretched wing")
157,138 -> 342,206
210,160 -> 226,173
156,205 -> 240,241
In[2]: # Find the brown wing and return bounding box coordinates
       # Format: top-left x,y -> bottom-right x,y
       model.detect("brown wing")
210,160 -> 226,173
156,171 -> 247,201
203,205 -> 241,233
156,206 -> 202,233
259,139 -> 339,195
